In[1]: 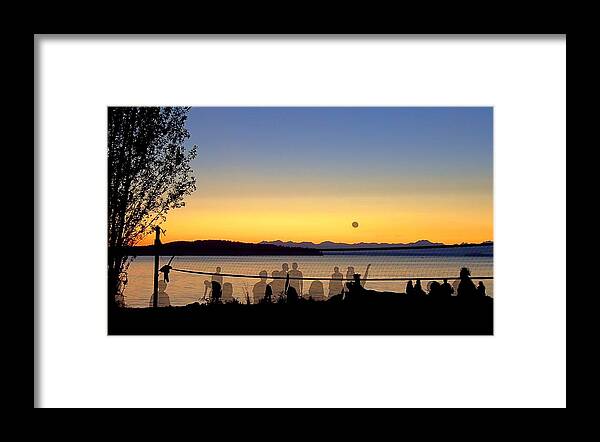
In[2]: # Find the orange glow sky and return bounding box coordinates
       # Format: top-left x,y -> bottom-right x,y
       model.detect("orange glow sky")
137,107 -> 493,245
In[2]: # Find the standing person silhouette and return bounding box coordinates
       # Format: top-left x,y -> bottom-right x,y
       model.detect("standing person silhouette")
264,284 -> 273,304
252,270 -> 269,304
328,266 -> 344,297
269,270 -> 284,298
159,256 -> 175,282
346,266 -> 355,282
345,266 -> 355,293
288,262 -> 303,295
202,280 -> 211,301
406,280 -> 414,296
212,266 -> 223,287
281,263 -> 290,295
211,281 -> 222,304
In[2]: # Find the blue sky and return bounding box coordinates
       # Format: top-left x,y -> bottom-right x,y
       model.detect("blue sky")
154,107 -> 493,244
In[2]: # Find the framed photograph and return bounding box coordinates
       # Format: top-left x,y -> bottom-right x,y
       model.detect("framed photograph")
107,106 -> 494,335
35,35 -> 566,408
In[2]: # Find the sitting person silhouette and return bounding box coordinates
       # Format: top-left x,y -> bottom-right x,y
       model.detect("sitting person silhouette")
414,279 -> 426,296
476,281 -> 487,297
211,281 -> 222,303
286,286 -> 299,304
428,281 -> 442,298
441,278 -> 454,297
149,280 -> 171,307
457,267 -> 477,298
405,280 -> 414,296
222,282 -> 234,302
328,266 -> 344,298
308,280 -> 325,301
252,270 -> 269,304
344,274 -> 366,302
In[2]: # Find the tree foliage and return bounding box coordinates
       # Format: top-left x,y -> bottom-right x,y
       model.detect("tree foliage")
108,107 -> 197,307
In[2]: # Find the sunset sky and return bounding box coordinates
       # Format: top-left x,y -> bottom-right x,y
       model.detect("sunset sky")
140,107 -> 492,245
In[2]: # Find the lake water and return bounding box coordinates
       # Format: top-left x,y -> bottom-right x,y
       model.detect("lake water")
122,252 -> 493,308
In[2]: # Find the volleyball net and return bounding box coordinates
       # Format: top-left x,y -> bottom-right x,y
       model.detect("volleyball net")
161,243 -> 494,304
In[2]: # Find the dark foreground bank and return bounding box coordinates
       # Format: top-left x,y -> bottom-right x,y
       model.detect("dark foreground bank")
108,294 -> 493,335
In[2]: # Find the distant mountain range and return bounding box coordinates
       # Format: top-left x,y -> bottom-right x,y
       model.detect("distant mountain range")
123,240 -> 322,256
118,239 -> 493,257
259,239 -> 446,249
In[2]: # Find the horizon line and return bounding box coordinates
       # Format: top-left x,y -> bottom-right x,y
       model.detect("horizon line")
132,238 -> 494,246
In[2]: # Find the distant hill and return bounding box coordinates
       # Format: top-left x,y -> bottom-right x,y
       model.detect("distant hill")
259,239 -> 446,249
123,240 -> 322,256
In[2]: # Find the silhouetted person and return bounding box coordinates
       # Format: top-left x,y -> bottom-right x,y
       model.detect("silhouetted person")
405,280 -> 414,296
441,278 -> 454,297
286,286 -> 299,304
222,282 -> 234,302
308,280 -> 325,301
269,270 -> 285,297
346,266 -> 355,285
263,284 -> 273,304
288,262 -> 303,295
212,267 -> 223,288
159,257 -> 175,282
414,279 -> 426,296
149,280 -> 171,307
328,266 -> 344,298
345,274 -> 365,302
477,281 -> 487,297
428,281 -> 442,298
281,263 -> 290,293
457,267 -> 477,298
284,272 -> 290,296
202,280 -> 211,301
252,270 -> 269,304
211,281 -> 222,303
159,264 -> 172,282
211,267 -> 223,299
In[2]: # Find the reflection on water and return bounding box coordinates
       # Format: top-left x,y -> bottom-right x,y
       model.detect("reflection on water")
122,255 -> 493,307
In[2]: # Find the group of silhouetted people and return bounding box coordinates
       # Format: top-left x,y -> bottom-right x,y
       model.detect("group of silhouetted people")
251,263 -> 300,304
404,268 -> 487,299
151,263 -> 489,307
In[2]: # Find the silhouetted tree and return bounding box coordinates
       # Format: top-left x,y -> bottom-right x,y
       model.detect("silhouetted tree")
108,107 -> 197,308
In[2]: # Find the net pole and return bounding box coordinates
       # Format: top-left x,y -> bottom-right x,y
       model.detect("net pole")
152,226 -> 160,308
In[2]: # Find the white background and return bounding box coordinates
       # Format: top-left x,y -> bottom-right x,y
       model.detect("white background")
36,36 -> 566,408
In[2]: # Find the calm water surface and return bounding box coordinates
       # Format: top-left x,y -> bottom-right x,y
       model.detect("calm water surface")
123,254 -> 493,308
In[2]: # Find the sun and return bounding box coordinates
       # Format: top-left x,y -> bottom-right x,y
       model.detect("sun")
352,221 -> 359,228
